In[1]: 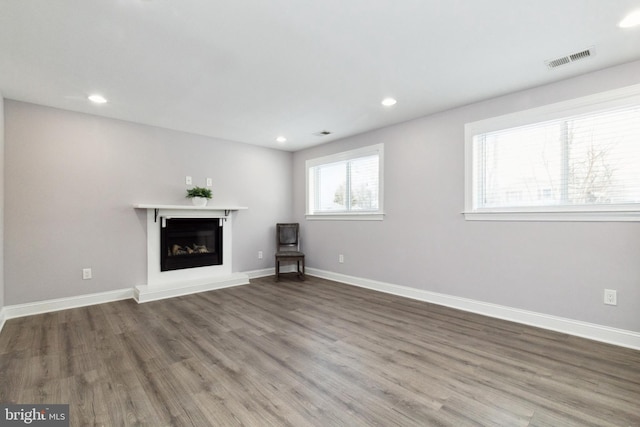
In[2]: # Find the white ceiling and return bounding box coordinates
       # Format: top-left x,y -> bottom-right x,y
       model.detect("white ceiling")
1,0 -> 640,151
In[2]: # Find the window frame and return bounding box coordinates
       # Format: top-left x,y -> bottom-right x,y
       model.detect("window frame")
306,143 -> 384,221
464,83 -> 640,222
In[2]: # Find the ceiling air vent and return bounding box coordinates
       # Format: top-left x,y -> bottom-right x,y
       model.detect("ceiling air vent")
313,130 -> 332,136
569,49 -> 591,62
545,47 -> 594,70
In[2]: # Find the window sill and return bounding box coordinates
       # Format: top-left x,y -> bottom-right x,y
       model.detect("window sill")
306,212 -> 385,221
462,209 -> 640,222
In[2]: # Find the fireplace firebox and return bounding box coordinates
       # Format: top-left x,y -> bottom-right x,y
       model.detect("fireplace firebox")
160,218 -> 223,271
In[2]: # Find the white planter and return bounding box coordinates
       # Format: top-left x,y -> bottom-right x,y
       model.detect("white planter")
191,197 -> 208,207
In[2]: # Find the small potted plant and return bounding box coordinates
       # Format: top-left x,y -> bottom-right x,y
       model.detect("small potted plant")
186,186 -> 212,206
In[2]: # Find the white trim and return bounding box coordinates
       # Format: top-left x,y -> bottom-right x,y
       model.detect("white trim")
305,143 -> 385,168
466,83 -> 640,137
140,208 -> 235,288
306,268 -> 640,351
134,204 -> 247,211
462,210 -> 640,222
2,269 -> 638,351
2,288 -> 134,321
306,213 -> 385,221
245,268 -> 275,279
464,83 -> 640,221
0,273 -> 252,326
306,143 -> 384,220
134,273 -> 249,303
245,265 -> 302,278
0,308 -> 6,335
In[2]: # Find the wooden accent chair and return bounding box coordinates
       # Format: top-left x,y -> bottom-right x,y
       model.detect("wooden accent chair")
275,223 -> 305,281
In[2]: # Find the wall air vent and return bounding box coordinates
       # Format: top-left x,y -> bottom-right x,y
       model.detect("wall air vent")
545,47 -> 594,70
313,130 -> 332,136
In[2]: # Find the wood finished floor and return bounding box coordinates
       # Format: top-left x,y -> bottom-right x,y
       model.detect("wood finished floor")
1,275 -> 639,426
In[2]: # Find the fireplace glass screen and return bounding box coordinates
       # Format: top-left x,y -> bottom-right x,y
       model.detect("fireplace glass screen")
160,218 -> 222,271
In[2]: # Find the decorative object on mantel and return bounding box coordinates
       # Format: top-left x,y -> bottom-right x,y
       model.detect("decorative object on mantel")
186,186 -> 212,206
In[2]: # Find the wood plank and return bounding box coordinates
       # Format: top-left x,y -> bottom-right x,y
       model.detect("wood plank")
0,275 -> 638,426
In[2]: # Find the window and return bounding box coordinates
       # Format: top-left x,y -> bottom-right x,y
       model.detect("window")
465,84 -> 640,221
306,144 -> 384,220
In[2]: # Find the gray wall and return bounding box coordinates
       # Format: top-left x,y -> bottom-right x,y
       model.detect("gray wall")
4,101 -> 292,305
0,92 -> 4,310
4,62 -> 640,333
293,60 -> 640,332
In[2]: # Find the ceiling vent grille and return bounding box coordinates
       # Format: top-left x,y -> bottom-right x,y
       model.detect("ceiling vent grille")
545,47 -> 594,70
569,49 -> 591,62
313,130 -> 332,136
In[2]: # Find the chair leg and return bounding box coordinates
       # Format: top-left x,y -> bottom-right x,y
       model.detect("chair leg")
275,259 -> 279,281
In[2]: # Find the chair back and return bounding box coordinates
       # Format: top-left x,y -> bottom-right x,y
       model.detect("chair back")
277,223 -> 300,252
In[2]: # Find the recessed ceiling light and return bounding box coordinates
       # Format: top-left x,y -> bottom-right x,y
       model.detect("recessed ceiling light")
88,94 -> 107,104
381,97 -> 397,107
276,136 -> 287,143
619,10 -> 640,28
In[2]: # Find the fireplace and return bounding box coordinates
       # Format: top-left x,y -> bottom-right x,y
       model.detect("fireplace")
160,218 -> 222,271
133,203 -> 248,303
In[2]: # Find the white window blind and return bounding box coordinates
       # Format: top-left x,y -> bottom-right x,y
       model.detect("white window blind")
465,84 -> 640,221
306,144 -> 384,220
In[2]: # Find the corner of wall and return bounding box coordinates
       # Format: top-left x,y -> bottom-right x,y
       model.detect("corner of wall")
0,308 -> 5,335
0,91 -> 5,319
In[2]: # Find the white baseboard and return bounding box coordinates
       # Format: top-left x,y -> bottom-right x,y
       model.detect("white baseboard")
307,268 -> 640,351
245,265 -> 301,278
0,308 -> 6,335
1,288 -> 134,325
134,273 -> 249,303
4,267 -> 636,351
245,268 -> 275,279
0,273 -> 251,332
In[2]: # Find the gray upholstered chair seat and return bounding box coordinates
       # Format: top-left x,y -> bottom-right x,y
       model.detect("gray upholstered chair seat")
275,250 -> 305,257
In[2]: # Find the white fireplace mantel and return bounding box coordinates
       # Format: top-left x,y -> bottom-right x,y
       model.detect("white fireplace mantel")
134,203 -> 248,210
134,203 -> 247,218
133,203 -> 249,303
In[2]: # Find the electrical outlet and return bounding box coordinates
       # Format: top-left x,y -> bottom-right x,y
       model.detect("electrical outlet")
185,176 -> 192,185
258,251 -> 263,259
82,268 -> 92,280
604,289 -> 617,306
339,254 -> 344,263
206,178 -> 213,187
